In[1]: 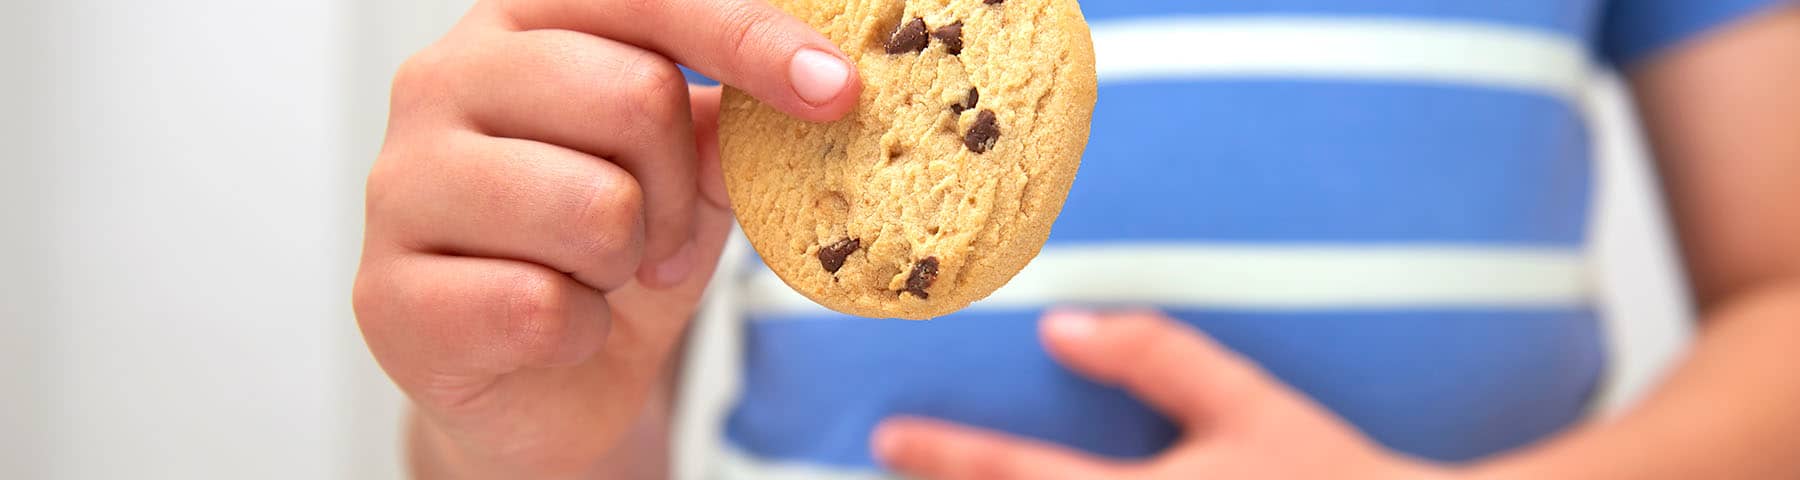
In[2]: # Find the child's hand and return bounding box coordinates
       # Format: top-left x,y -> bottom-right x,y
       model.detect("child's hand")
873,310 -> 1454,480
352,0 -> 860,476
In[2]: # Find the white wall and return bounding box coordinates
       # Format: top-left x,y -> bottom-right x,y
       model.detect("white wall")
0,0 -> 467,477
2,0 -> 366,478
0,0 -> 1689,478
1,5 -> 56,478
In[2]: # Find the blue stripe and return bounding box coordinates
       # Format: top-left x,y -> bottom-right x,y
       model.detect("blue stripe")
1052,80 -> 1592,246
681,66 -> 719,86
726,307 -> 1604,467
1078,0 -> 1601,38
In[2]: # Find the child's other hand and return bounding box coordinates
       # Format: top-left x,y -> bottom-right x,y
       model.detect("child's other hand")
353,0 -> 861,476
873,310 -> 1455,480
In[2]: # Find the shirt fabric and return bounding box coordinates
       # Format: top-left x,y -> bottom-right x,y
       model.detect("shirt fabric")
687,0 -> 1789,477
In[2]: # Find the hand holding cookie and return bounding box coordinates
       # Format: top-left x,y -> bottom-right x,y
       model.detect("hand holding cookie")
353,0 -> 862,476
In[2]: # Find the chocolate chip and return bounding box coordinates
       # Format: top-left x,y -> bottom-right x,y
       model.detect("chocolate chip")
951,86 -> 980,115
885,18 -> 929,54
984,0 -> 1005,4
963,109 -> 1000,153
903,256 -> 939,299
932,21 -> 964,55
818,238 -> 861,274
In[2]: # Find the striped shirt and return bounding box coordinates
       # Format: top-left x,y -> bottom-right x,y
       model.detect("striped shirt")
684,0 -> 1788,477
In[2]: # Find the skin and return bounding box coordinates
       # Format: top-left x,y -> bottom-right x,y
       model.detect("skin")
875,310 -> 1456,480
353,0 -> 860,477
355,0 -> 1800,477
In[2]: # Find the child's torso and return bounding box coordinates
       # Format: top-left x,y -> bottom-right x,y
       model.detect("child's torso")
721,0 -> 1610,473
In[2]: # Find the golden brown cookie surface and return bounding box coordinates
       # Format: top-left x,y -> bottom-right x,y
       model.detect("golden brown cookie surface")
720,0 -> 1096,319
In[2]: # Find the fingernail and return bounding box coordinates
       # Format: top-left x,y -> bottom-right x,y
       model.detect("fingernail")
790,48 -> 850,106
654,241 -> 695,287
1043,308 -> 1099,340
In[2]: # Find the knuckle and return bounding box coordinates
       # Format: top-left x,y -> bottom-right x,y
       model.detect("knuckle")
616,52 -> 683,96
390,52 -> 430,93
391,47 -> 452,107
716,2 -> 779,75
350,256 -> 415,359
350,270 -> 388,326
500,270 -> 572,365
364,138 -> 448,227
567,172 -> 645,276
613,54 -> 686,126
362,153 -> 409,215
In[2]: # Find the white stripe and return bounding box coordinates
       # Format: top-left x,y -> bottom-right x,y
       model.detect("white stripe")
711,443 -> 896,480
743,244 -> 1590,318
1092,17 -> 1593,103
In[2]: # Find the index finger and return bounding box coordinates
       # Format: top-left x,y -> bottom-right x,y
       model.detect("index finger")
873,417 -> 1129,480
1039,310 -> 1295,427
500,0 -> 862,121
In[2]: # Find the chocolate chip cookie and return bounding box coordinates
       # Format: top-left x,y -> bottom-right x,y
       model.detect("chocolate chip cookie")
719,0 -> 1096,319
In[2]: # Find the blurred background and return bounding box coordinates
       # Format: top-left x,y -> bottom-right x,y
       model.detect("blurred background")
0,0 -> 1695,478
